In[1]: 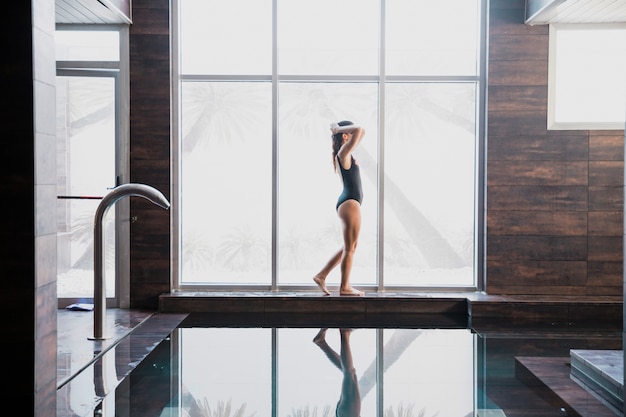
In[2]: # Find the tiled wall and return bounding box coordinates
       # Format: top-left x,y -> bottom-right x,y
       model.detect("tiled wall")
3,0 -> 58,415
129,0 -> 172,309
486,0 -> 624,296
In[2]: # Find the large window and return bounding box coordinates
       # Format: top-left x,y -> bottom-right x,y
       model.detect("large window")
548,23 -> 626,130
174,0 -> 485,290
55,27 -> 129,306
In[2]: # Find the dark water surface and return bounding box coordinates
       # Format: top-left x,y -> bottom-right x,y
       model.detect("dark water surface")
100,314 -> 622,417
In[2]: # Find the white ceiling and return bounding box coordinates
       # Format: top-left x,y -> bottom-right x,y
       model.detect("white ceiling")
56,0 -> 131,24
54,0 -> 626,26
526,0 -> 626,25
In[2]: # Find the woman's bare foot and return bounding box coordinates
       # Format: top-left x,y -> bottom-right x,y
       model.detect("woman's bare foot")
313,274 -> 331,295
340,287 -> 364,296
313,328 -> 328,344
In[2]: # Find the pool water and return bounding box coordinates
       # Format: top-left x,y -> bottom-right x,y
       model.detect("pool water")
99,315 -> 622,417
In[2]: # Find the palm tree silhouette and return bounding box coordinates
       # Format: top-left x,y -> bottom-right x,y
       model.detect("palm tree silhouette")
180,82 -> 474,274
185,398 -> 255,417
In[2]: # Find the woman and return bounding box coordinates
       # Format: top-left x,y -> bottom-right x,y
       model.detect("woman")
313,120 -> 365,296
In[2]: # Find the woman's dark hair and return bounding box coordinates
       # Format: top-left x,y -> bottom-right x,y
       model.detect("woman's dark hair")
332,120 -> 353,172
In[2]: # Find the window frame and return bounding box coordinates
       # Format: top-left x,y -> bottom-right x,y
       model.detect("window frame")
55,24 -> 131,308
547,23 -> 626,131
171,0 -> 488,292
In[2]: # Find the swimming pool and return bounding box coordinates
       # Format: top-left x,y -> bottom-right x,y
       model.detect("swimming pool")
71,313 -> 621,417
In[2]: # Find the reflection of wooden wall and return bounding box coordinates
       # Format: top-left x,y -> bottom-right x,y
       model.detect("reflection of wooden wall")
129,0 -> 171,309
486,0 -> 624,295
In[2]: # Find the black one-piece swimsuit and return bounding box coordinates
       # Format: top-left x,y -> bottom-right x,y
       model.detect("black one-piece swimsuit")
336,156 -> 363,211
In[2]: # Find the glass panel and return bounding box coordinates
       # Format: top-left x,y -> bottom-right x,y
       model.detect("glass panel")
55,31 -> 120,61
386,0 -> 480,76
278,328 -> 377,416
384,83 -> 476,287
179,327 -> 272,415
278,0 -> 379,76
176,0 -> 483,290
180,82 -> 272,284
383,328 -> 474,415
550,25 -> 626,128
56,76 -> 117,298
179,0 -> 272,75
278,83 -> 378,286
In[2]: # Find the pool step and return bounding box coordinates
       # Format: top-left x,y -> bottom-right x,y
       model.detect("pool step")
570,349 -> 624,412
159,291 -> 469,316
515,356 -> 619,417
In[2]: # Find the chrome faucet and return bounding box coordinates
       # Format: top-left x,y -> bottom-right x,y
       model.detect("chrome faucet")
90,183 -> 170,340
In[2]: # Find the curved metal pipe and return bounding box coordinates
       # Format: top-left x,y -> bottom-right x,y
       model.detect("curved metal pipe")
90,184 -> 170,340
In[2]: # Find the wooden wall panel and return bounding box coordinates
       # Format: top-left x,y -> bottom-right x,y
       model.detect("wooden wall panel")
488,85 -> 548,111
487,236 -> 588,261
488,161 -> 588,185
129,0 -> 171,309
488,185 -> 588,211
486,0 -> 624,296
489,35 -> 549,61
488,260 -> 587,286
589,186 -> 623,211
488,135 -> 588,161
590,134 -> 625,160
488,211 -> 587,235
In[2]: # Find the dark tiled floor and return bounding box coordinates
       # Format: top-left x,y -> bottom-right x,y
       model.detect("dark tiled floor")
57,308 -> 187,417
57,308 -> 152,388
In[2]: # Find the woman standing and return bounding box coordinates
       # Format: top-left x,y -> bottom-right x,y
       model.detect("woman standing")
313,120 -> 365,296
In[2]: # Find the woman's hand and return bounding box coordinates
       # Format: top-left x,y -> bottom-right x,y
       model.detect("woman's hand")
330,123 -> 361,135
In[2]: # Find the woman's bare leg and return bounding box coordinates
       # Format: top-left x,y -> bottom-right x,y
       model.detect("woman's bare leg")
337,201 -> 364,296
337,328 -> 361,417
313,249 -> 342,295
313,328 -> 341,369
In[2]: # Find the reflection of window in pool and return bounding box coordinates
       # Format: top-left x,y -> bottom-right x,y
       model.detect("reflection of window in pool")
177,327 -> 474,417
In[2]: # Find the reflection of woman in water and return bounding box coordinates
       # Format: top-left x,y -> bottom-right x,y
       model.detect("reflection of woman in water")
313,328 -> 361,417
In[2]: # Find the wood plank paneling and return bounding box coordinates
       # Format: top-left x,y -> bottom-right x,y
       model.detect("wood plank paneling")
487,211 -> 587,235
488,85 -> 548,111
589,186 -> 622,211
488,60 -> 549,86
589,134 -> 624,160
129,0 -> 171,309
489,35 -> 549,61
488,185 -> 588,211
488,110 -> 549,135
487,236 -> 588,261
588,236 -> 622,261
487,260 -> 588,286
486,0 -> 623,296
588,261 -> 622,286
589,161 -> 623,186
487,161 -> 588,186
588,211 -> 622,236
488,135 -> 588,161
